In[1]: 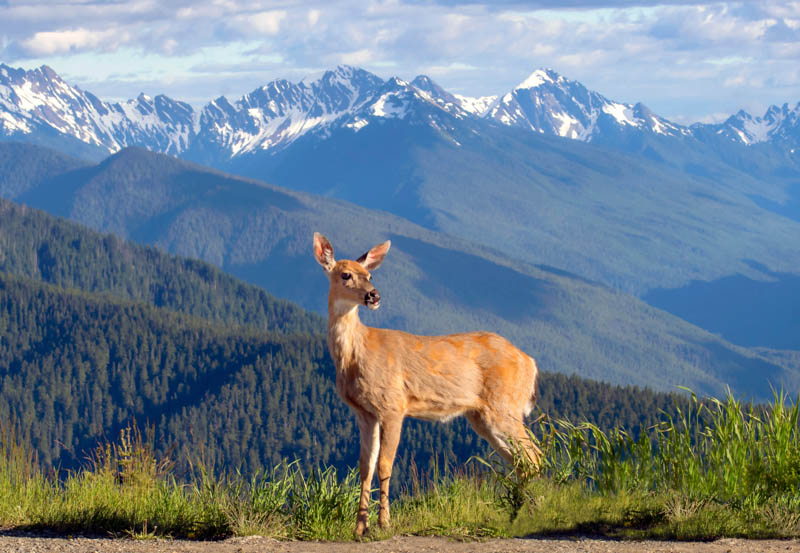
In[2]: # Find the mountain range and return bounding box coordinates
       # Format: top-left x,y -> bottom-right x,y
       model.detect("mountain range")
2,63 -> 800,161
4,63 -> 799,290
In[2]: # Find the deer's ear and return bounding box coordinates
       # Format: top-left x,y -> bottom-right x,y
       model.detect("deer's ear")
357,240 -> 391,271
313,232 -> 336,272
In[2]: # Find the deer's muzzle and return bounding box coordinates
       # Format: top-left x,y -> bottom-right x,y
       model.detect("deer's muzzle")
365,289 -> 381,310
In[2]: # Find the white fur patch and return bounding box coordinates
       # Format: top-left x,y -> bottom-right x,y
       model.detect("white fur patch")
367,422 -> 380,476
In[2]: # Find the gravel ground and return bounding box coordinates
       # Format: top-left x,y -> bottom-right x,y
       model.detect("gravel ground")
1,534 -> 799,553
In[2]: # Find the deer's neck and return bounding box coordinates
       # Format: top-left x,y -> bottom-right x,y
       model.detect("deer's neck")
327,298 -> 367,371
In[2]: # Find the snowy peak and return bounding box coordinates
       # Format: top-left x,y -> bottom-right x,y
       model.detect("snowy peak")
453,93 -> 497,116
487,67 -> 685,142
487,67 -> 605,139
299,65 -> 384,115
514,68 -> 562,90
194,65 -> 385,156
340,75 -> 471,136
410,75 -> 448,96
410,75 -> 495,116
3,62 -> 799,162
0,62 -> 196,155
410,75 -> 461,114
194,70 -> 469,156
631,103 -> 683,136
369,78 -> 415,118
706,102 -> 800,145
109,94 -> 196,155
0,63 -> 128,148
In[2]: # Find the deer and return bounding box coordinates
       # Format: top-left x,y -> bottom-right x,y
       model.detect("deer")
312,232 -> 541,536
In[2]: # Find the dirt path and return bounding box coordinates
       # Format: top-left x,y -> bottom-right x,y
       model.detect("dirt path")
1,534 -> 799,553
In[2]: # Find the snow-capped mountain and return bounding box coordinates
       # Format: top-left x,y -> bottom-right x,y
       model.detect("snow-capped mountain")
0,62 -> 479,162
0,64 -> 194,156
338,76 -> 468,137
693,103 -> 800,146
485,68 -> 685,141
189,69 -> 471,162
192,65 -> 384,157
2,62 -> 799,164
409,75 -> 496,116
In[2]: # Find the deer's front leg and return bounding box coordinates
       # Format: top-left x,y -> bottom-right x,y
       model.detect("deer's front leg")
355,412 -> 380,536
377,415 -> 404,529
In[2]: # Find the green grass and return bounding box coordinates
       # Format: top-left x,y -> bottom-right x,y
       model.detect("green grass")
1,390 -> 799,541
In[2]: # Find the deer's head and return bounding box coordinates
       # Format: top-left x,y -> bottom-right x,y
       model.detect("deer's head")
314,232 -> 391,311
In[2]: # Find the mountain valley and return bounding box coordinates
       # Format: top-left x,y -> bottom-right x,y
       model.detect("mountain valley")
1,143 -> 798,401
1,63 -> 799,400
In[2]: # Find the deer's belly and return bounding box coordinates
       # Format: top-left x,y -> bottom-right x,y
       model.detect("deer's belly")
406,400 -> 468,423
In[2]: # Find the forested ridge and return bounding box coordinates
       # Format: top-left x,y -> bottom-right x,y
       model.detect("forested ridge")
0,272 -> 355,473
0,199 -> 324,335
0,198 -> 691,484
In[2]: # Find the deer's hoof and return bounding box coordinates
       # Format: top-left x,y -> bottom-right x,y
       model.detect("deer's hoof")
355,518 -> 369,537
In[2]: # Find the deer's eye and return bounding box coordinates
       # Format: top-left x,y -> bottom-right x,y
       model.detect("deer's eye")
341,272 -> 351,281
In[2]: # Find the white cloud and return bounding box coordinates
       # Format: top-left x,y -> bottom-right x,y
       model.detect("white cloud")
247,10 -> 287,35
162,38 -> 179,55
19,28 -> 127,56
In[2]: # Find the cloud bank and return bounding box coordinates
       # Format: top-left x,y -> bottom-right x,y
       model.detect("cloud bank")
1,0 -> 798,122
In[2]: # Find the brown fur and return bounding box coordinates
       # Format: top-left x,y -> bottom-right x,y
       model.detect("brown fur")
313,233 -> 540,536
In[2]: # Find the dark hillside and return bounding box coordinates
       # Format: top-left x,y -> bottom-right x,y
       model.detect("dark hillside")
0,141 -> 89,198
0,272 -> 348,473
0,199 -> 323,335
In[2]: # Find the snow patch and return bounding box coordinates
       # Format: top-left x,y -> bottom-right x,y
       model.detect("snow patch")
346,119 -> 369,131
602,102 -> 637,126
0,110 -> 31,132
552,111 -> 581,137
733,128 -> 749,144
515,69 -> 554,90
454,93 -> 496,116
741,116 -> 778,144
370,93 -> 407,118
650,117 -> 666,135
14,81 -> 48,111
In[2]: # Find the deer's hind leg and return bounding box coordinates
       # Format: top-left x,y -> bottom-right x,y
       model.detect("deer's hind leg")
505,417 -> 542,471
466,410 -> 540,470
466,410 -> 513,463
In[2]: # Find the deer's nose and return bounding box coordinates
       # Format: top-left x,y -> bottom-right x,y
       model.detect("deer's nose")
365,289 -> 381,307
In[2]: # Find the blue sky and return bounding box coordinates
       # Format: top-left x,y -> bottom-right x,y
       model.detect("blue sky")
1,0 -> 798,124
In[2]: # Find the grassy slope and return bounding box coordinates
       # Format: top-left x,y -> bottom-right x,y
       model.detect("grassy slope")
1,390 -> 798,541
